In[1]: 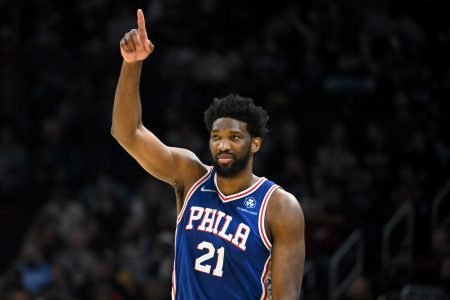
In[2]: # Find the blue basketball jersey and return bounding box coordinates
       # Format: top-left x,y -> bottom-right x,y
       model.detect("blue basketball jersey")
173,166 -> 280,300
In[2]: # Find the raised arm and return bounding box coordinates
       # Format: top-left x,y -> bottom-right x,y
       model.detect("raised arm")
267,189 -> 305,299
111,9 -> 206,189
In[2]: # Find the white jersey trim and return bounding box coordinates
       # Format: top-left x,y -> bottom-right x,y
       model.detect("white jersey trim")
176,166 -> 213,224
214,173 -> 267,202
258,184 -> 279,251
171,268 -> 175,300
260,255 -> 272,300
172,225 -> 178,300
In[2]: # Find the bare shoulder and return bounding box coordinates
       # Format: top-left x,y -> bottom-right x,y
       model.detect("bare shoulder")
268,188 -> 304,221
266,188 -> 304,239
170,147 -> 209,188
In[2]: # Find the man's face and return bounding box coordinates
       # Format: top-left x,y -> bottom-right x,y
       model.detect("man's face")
209,117 -> 256,177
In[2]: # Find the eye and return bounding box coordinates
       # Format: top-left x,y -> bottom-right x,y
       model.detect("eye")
231,135 -> 240,141
211,135 -> 220,141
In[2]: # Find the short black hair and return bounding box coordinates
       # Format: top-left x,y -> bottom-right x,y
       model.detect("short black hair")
203,94 -> 269,138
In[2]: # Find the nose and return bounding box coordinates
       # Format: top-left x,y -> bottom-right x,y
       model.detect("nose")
218,138 -> 231,151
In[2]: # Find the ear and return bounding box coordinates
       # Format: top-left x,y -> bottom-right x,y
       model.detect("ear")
251,137 -> 262,154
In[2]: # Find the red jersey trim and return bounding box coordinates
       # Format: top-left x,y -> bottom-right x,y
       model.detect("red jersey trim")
258,184 -> 279,250
176,166 -> 213,224
171,268 -> 176,300
214,174 -> 267,202
260,256 -> 272,300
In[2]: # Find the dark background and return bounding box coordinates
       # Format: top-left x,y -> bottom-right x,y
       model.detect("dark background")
1,0 -> 449,299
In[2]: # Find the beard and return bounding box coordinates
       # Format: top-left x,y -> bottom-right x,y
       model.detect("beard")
213,145 -> 251,178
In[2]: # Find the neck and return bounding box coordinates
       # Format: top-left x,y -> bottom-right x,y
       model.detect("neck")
215,165 -> 258,196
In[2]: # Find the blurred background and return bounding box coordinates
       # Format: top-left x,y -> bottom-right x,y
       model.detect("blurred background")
1,0 -> 449,299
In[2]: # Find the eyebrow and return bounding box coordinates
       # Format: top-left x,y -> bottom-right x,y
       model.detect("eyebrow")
210,129 -> 243,135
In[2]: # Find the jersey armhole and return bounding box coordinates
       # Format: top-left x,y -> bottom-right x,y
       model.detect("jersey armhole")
258,185 -> 280,251
176,166 -> 213,224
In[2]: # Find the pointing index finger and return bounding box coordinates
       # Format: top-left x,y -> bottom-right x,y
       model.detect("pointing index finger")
137,9 -> 147,35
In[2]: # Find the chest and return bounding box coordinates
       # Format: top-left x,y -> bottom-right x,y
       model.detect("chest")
182,192 -> 263,251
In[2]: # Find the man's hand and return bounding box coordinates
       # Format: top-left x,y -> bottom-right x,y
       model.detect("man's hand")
120,9 -> 154,63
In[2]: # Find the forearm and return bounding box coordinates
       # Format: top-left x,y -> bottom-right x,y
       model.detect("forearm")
111,60 -> 144,143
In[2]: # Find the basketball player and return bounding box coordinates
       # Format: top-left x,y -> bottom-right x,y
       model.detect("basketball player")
112,9 -> 305,299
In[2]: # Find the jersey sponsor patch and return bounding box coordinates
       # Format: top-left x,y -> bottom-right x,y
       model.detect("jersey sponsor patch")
244,197 -> 257,209
237,206 -> 258,216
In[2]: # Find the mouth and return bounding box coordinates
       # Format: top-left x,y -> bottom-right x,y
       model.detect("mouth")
216,153 -> 235,165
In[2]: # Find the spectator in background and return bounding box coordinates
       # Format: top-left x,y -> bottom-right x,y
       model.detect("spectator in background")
16,242 -> 52,295
344,276 -> 373,300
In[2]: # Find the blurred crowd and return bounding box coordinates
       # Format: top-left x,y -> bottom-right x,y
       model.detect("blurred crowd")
1,0 -> 449,299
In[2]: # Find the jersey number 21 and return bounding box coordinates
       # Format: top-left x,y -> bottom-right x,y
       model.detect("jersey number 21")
194,241 -> 225,277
